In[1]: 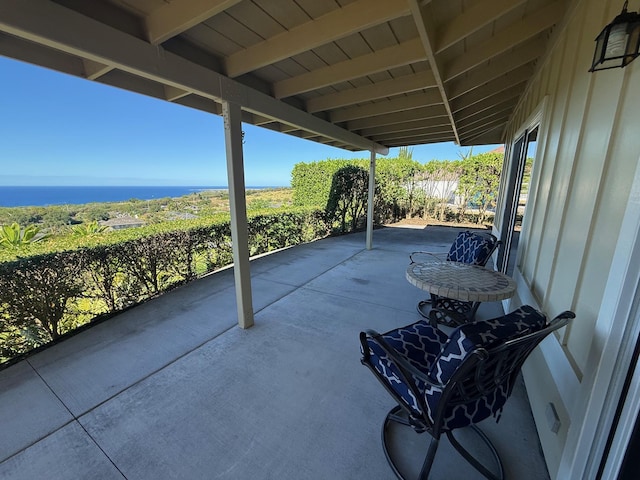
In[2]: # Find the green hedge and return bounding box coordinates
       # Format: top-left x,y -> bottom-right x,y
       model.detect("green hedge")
291,159 -> 361,207
291,153 -> 504,226
0,207 -> 328,363
291,156 -> 425,228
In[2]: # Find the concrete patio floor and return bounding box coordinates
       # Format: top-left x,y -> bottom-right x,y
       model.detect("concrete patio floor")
0,225 -> 549,480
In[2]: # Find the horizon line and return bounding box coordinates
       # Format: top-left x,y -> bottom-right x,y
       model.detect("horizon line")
0,184 -> 288,188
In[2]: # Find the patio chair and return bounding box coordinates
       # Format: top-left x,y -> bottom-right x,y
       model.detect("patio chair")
409,230 -> 500,326
360,305 -> 575,480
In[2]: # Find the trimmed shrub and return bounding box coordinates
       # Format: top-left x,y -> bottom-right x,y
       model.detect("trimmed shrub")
0,207 -> 328,364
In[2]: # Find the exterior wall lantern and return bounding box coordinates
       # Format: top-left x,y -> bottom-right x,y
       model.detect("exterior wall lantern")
589,1 -> 640,71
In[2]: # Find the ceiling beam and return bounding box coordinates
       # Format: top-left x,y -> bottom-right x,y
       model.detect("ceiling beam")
0,0 -> 387,154
253,118 -> 282,127
370,127 -> 453,143
346,105 -> 448,130
358,117 -> 451,137
279,125 -> 304,133
97,69 -> 167,100
444,0 -> 565,81
391,125 -> 452,138
389,137 -> 456,147
164,85 -> 191,101
408,0 -> 460,144
173,94 -> 222,115
435,0 -> 527,53
0,31 -> 85,76
453,83 -> 525,116
454,101 -> 515,129
146,0 -> 242,45
246,120 -> 282,134
330,89 -> 442,123
457,116 -> 509,137
450,65 -> 532,112
225,0 -> 410,78
374,132 -> 456,144
446,40 -> 545,100
243,112 -> 273,126
297,131 -> 323,140
82,59 -> 113,80
461,124 -> 506,145
456,107 -> 513,131
273,38 -> 426,99
306,71 -> 436,113
456,97 -> 519,126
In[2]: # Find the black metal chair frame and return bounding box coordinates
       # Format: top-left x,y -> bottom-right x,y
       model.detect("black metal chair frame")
409,231 -> 501,327
360,310 -> 575,480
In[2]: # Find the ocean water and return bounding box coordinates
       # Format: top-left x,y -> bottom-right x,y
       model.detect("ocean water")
0,186 -> 230,208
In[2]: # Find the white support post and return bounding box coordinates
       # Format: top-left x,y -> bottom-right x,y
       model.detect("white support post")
366,149 -> 376,250
223,100 -> 254,329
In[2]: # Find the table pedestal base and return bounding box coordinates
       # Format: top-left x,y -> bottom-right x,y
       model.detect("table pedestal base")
416,294 -> 481,327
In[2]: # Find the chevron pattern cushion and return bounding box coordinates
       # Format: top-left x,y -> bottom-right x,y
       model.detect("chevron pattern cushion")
425,305 -> 547,429
446,231 -> 498,266
362,306 -> 547,432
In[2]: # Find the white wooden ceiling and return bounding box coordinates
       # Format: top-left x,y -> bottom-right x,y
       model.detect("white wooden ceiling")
0,0 -> 571,151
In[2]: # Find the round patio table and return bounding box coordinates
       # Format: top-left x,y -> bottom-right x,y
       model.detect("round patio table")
406,261 -> 517,325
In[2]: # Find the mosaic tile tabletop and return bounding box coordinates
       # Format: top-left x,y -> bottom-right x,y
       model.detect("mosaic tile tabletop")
406,261 -> 517,303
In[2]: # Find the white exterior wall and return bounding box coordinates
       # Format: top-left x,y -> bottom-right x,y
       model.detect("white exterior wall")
414,179 -> 459,203
494,0 -> 640,477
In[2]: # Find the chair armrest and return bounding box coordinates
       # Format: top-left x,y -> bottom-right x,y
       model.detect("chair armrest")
545,311 -> 575,330
552,310 -> 576,322
498,310 -> 576,352
409,251 -> 447,264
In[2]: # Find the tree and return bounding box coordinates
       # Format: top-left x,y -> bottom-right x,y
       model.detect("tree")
375,156 -> 423,222
415,160 -> 461,221
455,148 -> 474,220
78,205 -> 110,222
41,207 -> 77,227
0,252 -> 84,343
398,146 -> 414,160
457,152 -> 503,224
474,153 -> 502,224
325,165 -> 369,233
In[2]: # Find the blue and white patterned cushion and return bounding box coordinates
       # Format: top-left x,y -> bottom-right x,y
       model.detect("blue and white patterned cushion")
429,305 -> 546,384
362,306 -> 547,432
446,231 -> 497,266
363,320 -> 448,415
425,305 -> 546,429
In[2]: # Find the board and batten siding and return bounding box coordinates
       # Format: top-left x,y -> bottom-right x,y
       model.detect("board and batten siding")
496,0 -> 640,477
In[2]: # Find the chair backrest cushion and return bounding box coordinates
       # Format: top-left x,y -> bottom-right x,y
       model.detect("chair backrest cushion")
425,305 -> 547,430
429,305 -> 547,385
446,231 -> 498,266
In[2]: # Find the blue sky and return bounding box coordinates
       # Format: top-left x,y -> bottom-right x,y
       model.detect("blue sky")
0,56 -> 501,187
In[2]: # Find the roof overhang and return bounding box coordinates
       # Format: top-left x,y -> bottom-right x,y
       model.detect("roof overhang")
0,0 -> 571,150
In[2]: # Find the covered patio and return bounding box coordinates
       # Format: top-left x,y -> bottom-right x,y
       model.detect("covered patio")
1,0 -> 640,478
0,226 -> 548,479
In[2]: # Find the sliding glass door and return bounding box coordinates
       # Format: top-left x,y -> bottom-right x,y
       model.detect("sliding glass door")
497,126 -> 538,274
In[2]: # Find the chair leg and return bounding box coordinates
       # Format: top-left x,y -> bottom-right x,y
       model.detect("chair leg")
417,437 -> 439,480
446,425 -> 504,480
416,299 -> 431,319
382,406 -> 408,480
382,405 -> 440,480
